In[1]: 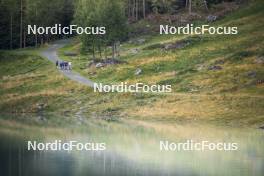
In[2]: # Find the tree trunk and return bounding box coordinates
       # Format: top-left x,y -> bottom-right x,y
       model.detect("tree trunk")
23,30 -> 26,48
128,0 -> 131,18
112,42 -> 115,59
143,0 -> 145,19
136,0 -> 138,21
104,45 -> 107,59
189,0 -> 192,14
132,0 -> 135,20
92,40 -> 95,59
10,13 -> 13,49
204,0 -> 209,12
35,34 -> 38,47
98,44 -> 102,59
20,0 -> 23,48
117,42 -> 120,57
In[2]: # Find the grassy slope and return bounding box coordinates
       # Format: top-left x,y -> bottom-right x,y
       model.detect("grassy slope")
0,1 -> 263,128
0,51 -> 87,116
0,50 -> 132,124
59,1 -> 264,127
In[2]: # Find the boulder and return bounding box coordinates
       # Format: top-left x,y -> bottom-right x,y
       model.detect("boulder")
207,15 -> 218,22
196,64 -> 206,71
247,71 -> 257,78
36,103 -> 47,110
164,40 -> 190,50
104,58 -> 123,65
164,44 -> 174,50
208,65 -> 222,71
135,68 -> 142,75
95,62 -> 104,68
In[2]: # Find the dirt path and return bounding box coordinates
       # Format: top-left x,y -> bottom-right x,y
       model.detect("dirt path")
40,39 -> 95,87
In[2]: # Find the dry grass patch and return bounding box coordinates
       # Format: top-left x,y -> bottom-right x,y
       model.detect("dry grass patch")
132,55 -> 175,66
126,95 -> 225,120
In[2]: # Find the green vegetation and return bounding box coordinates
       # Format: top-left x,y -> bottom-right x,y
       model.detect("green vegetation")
59,0 -> 264,127
0,0 -> 74,49
74,0 -> 128,58
0,51 -> 85,115
0,1 -> 263,128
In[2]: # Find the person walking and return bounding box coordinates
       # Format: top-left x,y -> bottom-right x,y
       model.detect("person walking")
60,62 -> 64,70
56,60 -> 59,68
69,62 -> 72,70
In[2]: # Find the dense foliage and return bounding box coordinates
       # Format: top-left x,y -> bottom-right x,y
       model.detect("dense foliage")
0,0 -> 239,50
0,0 -> 73,49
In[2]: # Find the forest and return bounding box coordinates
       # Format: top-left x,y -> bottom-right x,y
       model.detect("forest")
0,0 -> 244,50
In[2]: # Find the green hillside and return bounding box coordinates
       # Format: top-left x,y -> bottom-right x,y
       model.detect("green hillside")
0,0 -> 263,128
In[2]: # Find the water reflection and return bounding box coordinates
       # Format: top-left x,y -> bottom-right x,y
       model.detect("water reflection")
0,116 -> 263,176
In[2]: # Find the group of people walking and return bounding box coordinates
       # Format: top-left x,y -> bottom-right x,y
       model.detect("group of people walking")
56,60 -> 72,70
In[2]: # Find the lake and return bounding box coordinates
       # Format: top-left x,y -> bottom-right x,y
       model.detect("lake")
0,116 -> 263,176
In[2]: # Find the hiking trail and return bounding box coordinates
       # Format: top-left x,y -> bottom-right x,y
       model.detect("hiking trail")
41,39 -> 95,88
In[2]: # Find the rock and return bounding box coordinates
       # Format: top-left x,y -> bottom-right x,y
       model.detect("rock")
89,58 -> 124,68
95,62 -> 104,68
180,19 -> 188,23
130,48 -> 140,54
208,65 -> 222,70
164,40 -> 190,50
136,38 -> 146,44
196,64 -> 206,71
254,57 -> 264,65
164,44 -> 174,50
36,103 -> 46,110
207,15 -> 218,22
64,51 -> 77,56
135,68 -> 142,75
247,71 -> 257,78
37,115 -> 47,122
104,58 -> 123,65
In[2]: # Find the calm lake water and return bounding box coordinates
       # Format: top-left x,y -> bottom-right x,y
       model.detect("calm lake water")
0,116 -> 263,176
